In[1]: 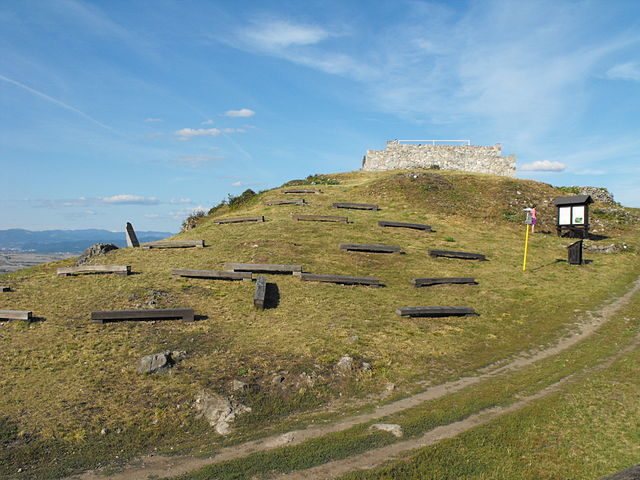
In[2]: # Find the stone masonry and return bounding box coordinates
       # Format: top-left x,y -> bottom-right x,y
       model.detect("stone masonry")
362,140 -> 516,177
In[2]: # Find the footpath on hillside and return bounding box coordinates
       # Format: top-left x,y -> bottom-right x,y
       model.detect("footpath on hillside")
69,275 -> 640,480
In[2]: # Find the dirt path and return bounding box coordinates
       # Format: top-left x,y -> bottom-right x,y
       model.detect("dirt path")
69,276 -> 640,480
273,334 -> 640,479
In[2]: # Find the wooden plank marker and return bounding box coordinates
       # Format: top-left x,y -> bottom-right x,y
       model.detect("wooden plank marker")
142,240 -> 205,249
333,202 -> 379,211
340,243 -> 403,254
411,277 -> 478,287
265,199 -> 306,206
567,240 -> 583,265
172,269 -> 253,281
292,214 -> 348,223
125,222 -> 140,248
226,263 -> 302,276
281,188 -> 321,194
57,265 -> 131,277
92,308 -> 195,324
379,220 -> 433,232
254,276 -> 267,310
396,306 -> 477,318
429,249 -> 486,261
300,273 -> 381,287
213,216 -> 265,224
0,310 -> 33,322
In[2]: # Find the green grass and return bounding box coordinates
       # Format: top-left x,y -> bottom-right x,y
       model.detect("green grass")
1,169 -> 639,478
170,281 -> 640,480
340,327 -> 639,479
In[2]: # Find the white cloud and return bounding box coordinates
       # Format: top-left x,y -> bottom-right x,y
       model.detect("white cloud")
241,20 -> 330,50
144,117 -> 163,122
605,62 -> 640,81
520,160 -> 566,172
201,119 -> 214,125
223,108 -> 255,118
174,127 -> 222,140
174,127 -> 244,140
169,198 -> 194,204
101,194 -> 159,205
144,214 -> 160,218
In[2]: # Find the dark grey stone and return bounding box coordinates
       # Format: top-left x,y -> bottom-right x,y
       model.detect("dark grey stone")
75,243 -> 119,266
125,222 -> 140,248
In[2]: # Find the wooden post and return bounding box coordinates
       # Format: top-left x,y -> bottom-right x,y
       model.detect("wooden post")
522,224 -> 530,271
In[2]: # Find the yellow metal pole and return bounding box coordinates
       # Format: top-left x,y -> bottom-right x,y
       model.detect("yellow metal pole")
522,224 -> 530,271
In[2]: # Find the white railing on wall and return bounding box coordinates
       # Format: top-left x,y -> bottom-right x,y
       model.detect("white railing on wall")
395,139 -> 471,145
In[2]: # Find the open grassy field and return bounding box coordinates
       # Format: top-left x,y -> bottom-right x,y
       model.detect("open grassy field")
1,169 -> 638,479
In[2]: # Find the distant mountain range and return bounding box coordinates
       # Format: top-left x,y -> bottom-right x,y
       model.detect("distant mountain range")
0,228 -> 175,254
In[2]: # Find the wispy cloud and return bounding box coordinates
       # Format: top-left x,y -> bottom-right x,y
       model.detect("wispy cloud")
101,194 -> 159,205
144,117 -> 163,122
520,160 -> 566,172
0,73 -> 118,133
37,194 -> 162,208
226,4 -> 640,149
169,198 -> 194,205
174,127 -> 245,140
605,62 -> 640,81
241,19 -> 330,50
231,18 -> 374,79
201,119 -> 214,125
223,108 -> 255,118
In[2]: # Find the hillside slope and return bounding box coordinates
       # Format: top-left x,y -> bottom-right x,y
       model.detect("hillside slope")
1,169 -> 638,479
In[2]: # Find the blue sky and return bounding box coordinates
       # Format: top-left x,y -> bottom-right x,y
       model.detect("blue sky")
1,0 -> 639,232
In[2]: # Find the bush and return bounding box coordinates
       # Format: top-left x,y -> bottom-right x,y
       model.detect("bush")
181,209 -> 206,232
556,186 -> 581,195
283,174 -> 340,186
208,189 -> 258,216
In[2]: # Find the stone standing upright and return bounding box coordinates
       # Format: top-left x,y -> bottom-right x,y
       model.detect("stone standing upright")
125,222 -> 140,248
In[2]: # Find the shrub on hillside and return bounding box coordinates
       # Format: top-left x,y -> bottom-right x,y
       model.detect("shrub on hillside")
208,189 -> 259,216
181,209 -> 206,232
283,174 -> 340,186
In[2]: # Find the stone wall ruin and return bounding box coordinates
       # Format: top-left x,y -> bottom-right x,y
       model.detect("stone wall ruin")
362,140 -> 516,177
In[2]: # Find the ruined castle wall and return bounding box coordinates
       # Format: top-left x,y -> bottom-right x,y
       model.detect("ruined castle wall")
362,141 -> 516,177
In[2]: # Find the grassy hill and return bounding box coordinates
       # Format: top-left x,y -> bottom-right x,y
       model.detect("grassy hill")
1,169 -> 638,479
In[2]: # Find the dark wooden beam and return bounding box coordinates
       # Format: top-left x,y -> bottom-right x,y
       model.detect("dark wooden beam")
411,277 -> 478,287
333,202 -> 379,211
396,306 -> 477,317
57,265 -> 131,277
142,240 -> 205,249
92,308 -> 195,323
429,249 -> 486,261
300,273 -> 381,286
0,309 -> 32,322
225,263 -> 303,275
281,188 -> 321,194
264,199 -> 305,206
0,286 -> 10,292
171,269 -> 252,281
379,220 -> 433,231
340,243 -> 403,253
292,214 -> 348,223
213,216 -> 265,224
